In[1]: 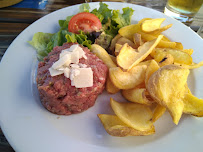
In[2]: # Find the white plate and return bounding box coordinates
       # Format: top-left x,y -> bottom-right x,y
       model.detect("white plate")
0,2 -> 203,152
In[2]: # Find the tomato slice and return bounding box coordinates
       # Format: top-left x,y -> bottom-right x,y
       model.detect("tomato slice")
68,12 -> 102,34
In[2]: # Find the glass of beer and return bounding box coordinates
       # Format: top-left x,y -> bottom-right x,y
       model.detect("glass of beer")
164,0 -> 203,25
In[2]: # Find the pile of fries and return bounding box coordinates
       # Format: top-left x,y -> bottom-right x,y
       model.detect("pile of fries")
90,18 -> 203,137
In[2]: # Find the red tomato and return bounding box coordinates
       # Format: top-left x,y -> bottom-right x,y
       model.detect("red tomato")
68,12 -> 102,34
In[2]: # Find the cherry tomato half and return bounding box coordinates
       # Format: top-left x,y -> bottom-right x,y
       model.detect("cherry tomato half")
68,12 -> 102,34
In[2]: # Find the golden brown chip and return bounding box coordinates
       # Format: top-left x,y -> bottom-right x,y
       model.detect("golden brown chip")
147,65 -> 190,124
116,43 -> 138,70
98,114 -> 155,137
122,88 -> 153,105
108,34 -> 122,54
133,33 -> 144,48
106,76 -> 120,94
145,60 -> 160,85
141,18 -> 166,33
90,44 -> 117,68
110,98 -> 154,131
109,65 -> 147,89
152,104 -> 166,122
128,35 -> 163,71
183,93 -> 203,117
117,37 -> 136,49
114,43 -> 123,56
152,48 -> 193,65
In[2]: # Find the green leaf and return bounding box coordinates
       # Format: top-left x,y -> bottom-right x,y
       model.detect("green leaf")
112,7 -> 134,28
79,3 -> 90,12
97,2 -> 112,24
91,9 -> 104,22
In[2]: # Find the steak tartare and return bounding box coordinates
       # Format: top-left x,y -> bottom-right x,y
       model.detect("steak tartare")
36,43 -> 108,115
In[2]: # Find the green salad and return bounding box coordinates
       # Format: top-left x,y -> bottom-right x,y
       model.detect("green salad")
28,2 -> 134,61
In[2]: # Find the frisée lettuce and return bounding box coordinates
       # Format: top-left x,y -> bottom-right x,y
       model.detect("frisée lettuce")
28,2 -> 134,61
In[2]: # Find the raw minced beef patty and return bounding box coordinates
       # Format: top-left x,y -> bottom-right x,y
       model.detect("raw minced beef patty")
36,43 -> 108,115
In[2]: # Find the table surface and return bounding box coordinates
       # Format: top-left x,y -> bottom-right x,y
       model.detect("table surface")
0,0 -> 202,151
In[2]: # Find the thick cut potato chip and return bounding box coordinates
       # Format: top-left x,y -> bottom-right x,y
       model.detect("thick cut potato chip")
149,24 -> 173,35
109,65 -> 147,89
108,34 -> 122,53
152,104 -> 166,122
115,43 -> 122,56
106,76 -> 120,94
183,93 -> 203,117
109,54 -> 117,65
116,43 -> 138,70
98,114 -> 155,137
147,65 -> 190,124
175,42 -> 183,50
127,35 -> 163,71
152,48 -> 193,65
90,44 -> 117,68
110,98 -> 154,131
141,18 -> 166,33
182,49 -> 193,55
122,88 -> 153,105
117,37 -> 136,49
174,61 -> 203,69
138,18 -> 152,25
118,24 -> 140,41
133,33 -> 144,48
145,60 -> 160,85
139,32 -> 176,48
158,54 -> 174,67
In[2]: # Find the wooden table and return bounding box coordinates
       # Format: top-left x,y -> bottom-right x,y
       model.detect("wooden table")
0,0 -> 202,151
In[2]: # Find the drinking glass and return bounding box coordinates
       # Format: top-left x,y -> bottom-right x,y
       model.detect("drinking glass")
164,0 -> 203,25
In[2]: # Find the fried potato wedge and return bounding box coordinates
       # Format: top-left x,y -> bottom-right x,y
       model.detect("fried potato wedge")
108,34 -> 122,53
90,44 -> 117,68
158,54 -> 174,67
152,104 -> 166,122
139,32 -> 176,48
106,76 -> 120,94
117,37 -> 136,49
174,61 -> 203,69
122,88 -> 153,105
149,24 -> 173,35
147,65 -> 190,124
109,65 -> 147,89
182,49 -> 193,56
98,114 -> 155,137
115,43 -> 123,56
109,54 -> 117,65
127,35 -> 163,71
141,18 -> 166,33
138,18 -> 152,25
118,24 -> 140,41
175,42 -> 183,50
153,48 -> 193,65
117,43 -> 138,70
110,98 -> 154,131
133,33 -> 144,48
183,93 -> 203,117
145,60 -> 160,85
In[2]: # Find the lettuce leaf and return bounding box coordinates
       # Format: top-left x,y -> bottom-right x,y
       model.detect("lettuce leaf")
112,7 -> 134,28
28,30 -> 68,60
66,31 -> 92,49
79,3 -> 90,12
